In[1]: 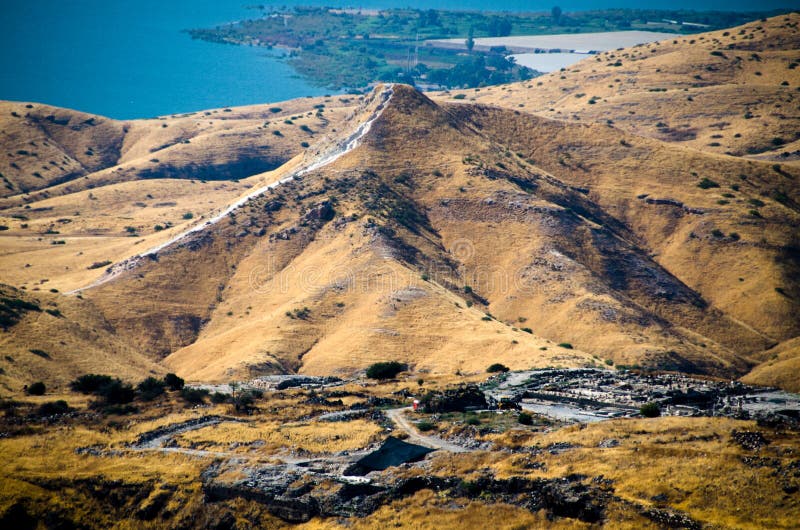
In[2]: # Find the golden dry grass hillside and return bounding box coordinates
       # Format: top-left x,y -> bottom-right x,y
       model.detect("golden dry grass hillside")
0,15 -> 798,391
0,283 -> 161,394
73,84 -> 790,384
433,13 -> 800,160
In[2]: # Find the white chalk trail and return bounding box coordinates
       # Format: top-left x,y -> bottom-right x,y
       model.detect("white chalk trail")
69,85 -> 394,294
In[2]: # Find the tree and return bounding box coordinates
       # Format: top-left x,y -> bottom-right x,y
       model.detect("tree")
164,373 -> 184,391
70,374 -> 115,393
466,27 -> 475,53
551,6 -> 562,25
366,361 -> 407,380
640,402 -> 661,418
26,381 -> 46,396
180,387 -> 209,405
137,377 -> 166,401
487,363 -> 510,373
99,380 -> 135,405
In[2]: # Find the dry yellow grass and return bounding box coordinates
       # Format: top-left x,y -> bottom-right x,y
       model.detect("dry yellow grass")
432,14 -> 800,158
741,337 -> 800,392
176,418 -> 384,454
478,417 -> 800,529
302,489 -> 593,530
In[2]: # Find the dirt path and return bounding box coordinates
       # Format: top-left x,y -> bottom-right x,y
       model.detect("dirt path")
386,407 -> 472,453
69,84 -> 394,294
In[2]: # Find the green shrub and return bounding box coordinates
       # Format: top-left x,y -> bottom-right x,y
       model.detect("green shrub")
38,400 -> 70,416
466,416 -> 481,426
70,374 -> 115,393
697,178 -> 720,189
164,373 -> 185,391
557,343 -> 573,349
98,380 -> 135,405
518,412 -> 533,425
521,327 -> 533,334
366,361 -> 407,380
486,363 -> 510,373
180,387 -> 209,404
136,377 -> 166,401
182,212 -> 193,220
233,391 -> 258,412
70,374 -> 134,404
452,94 -> 466,100
292,307 -> 311,319
640,402 -> 661,417
26,381 -> 46,395
87,260 -> 112,270
211,392 -> 229,404
417,420 -> 436,432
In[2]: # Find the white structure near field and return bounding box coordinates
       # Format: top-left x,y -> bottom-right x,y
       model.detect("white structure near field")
427,30 -> 676,73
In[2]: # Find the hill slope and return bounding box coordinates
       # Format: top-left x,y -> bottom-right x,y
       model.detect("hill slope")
81,85 -> 781,382
0,15 -> 798,390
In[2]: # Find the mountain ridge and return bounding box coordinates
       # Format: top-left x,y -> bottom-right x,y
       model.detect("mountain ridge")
0,15 -> 798,391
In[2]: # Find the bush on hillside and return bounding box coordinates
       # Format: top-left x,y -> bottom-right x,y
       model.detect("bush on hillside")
697,178 -> 720,189
211,392 -> 229,404
136,377 -> 166,401
164,373 -> 185,391
70,374 -> 115,394
71,374 -> 134,405
98,380 -> 135,405
486,363 -> 510,373
26,381 -> 46,396
180,387 -> 209,405
366,361 -> 407,380
37,400 -> 71,416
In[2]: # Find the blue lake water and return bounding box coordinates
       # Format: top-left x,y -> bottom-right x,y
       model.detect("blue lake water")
1,0 -> 795,119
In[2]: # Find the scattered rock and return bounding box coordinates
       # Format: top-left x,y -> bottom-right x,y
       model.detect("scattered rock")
640,506 -> 702,529
731,430 -> 769,451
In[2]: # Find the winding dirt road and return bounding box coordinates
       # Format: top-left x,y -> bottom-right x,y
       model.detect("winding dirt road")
386,407 -> 472,453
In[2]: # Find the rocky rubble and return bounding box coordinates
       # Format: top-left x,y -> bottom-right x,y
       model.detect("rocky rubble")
202,464 -> 610,524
